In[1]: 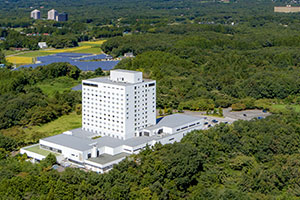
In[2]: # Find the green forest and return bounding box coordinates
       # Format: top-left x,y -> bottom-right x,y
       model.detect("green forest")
1,0 -> 300,199
1,112 -> 300,199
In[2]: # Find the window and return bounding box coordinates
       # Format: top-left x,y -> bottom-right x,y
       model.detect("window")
83,82 -> 98,87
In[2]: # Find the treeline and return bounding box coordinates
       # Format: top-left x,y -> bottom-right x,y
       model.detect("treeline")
0,29 -> 80,50
1,112 -> 300,199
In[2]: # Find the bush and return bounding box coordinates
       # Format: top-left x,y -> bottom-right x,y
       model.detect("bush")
231,103 -> 246,111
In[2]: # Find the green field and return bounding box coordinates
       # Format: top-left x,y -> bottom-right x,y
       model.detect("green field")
1,112 -> 82,144
270,104 -> 300,113
23,112 -> 82,140
36,77 -> 81,97
71,46 -> 102,54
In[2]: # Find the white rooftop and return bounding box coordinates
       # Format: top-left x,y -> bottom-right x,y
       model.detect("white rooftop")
145,114 -> 202,131
85,76 -> 154,86
41,114 -> 204,151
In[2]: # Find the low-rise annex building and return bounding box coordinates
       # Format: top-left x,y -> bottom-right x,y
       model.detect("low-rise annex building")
21,69 -> 204,173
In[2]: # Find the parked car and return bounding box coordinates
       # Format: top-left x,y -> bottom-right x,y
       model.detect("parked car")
224,122 -> 228,124
262,110 -> 267,113
208,124 -> 211,127
257,116 -> 263,119
212,119 -> 218,123
204,122 -> 209,125
243,113 -> 247,117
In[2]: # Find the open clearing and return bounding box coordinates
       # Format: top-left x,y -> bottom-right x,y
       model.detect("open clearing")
269,104 -> 300,113
23,112 -> 82,140
36,77 -> 81,97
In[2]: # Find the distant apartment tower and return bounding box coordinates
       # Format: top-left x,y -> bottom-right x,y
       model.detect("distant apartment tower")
82,69 -> 156,140
48,9 -> 58,20
31,9 -> 41,19
56,12 -> 68,22
274,5 -> 300,13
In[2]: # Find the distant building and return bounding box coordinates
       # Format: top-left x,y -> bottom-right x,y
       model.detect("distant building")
48,9 -> 58,20
30,9 -> 41,20
38,42 -> 48,49
274,5 -> 300,13
56,12 -> 68,22
124,52 -> 135,58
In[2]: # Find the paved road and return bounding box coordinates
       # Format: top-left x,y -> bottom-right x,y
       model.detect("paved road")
183,108 -> 271,129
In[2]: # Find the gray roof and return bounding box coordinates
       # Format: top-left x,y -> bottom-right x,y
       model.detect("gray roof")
87,152 -> 130,165
85,76 -> 154,86
123,136 -> 154,147
94,136 -> 125,148
40,114 -> 204,152
145,114 -> 203,131
71,84 -> 82,91
41,134 -> 92,151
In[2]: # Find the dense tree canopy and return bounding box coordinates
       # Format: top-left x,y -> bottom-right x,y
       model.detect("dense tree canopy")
1,113 -> 300,199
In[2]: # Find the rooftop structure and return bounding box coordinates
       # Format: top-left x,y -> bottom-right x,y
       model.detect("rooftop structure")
31,9 -> 41,20
21,69 -> 204,173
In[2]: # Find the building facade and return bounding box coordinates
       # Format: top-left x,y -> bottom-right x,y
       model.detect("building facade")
56,12 -> 68,22
48,9 -> 58,20
82,69 -> 156,140
31,9 -> 41,19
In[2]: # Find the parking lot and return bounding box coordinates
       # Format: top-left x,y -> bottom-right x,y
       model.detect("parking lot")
183,108 -> 271,129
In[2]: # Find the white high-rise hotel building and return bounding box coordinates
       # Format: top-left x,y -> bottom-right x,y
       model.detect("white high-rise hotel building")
82,69 -> 156,140
21,69 -> 204,173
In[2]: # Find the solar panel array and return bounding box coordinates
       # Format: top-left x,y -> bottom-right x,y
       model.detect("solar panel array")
78,54 -> 113,61
16,53 -> 120,71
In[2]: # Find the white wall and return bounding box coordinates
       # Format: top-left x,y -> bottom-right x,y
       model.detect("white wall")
40,140 -> 86,163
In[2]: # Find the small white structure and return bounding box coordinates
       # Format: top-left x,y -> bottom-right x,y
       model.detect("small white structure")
38,42 -> 48,49
21,69 -> 204,173
124,52 -> 135,58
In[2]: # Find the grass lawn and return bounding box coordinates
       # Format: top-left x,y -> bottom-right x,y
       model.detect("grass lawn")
36,77 -> 81,97
270,104 -> 300,113
1,112 -> 82,144
72,46 -> 102,54
24,112 -> 82,139
79,40 -> 106,46
25,144 -> 58,157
